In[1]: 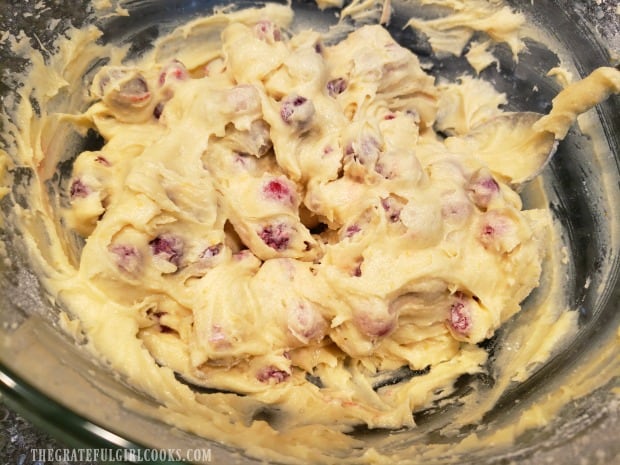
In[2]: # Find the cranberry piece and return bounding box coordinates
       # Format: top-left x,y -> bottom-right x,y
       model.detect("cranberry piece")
345,136 -> 381,167
158,60 -> 189,86
256,366 -> 290,383
478,211 -> 517,252
345,224 -> 361,237
326,78 -> 347,97
481,224 -> 496,241
108,244 -> 141,274
70,178 -> 90,199
254,20 -> 282,42
280,94 -> 315,130
467,169 -> 500,209
449,299 -> 471,334
200,243 -> 223,259
440,191 -> 473,224
149,234 -> 184,266
441,200 -> 472,222
262,178 -> 294,204
94,156 -> 110,166
381,197 -> 402,222
153,102 -> 164,119
287,302 -> 325,343
355,312 -> 396,338
259,223 -> 290,251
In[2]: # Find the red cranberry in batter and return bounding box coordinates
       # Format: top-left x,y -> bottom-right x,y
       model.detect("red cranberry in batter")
448,295 -> 471,335
256,366 -> 290,383
108,244 -> 142,274
158,60 -> 189,86
259,223 -> 291,251
467,170 -> 500,209
70,178 -> 90,199
262,177 -> 295,204
327,77 -> 347,97
149,234 -> 184,266
254,20 -> 282,42
94,156 -> 110,166
200,243 -> 223,260
280,94 -> 315,130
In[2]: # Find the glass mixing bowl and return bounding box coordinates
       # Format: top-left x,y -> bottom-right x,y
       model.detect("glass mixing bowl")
0,0 -> 618,464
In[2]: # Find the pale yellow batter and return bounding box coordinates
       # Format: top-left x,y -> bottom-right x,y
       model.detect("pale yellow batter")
1,1 -> 619,463
60,6 -> 553,429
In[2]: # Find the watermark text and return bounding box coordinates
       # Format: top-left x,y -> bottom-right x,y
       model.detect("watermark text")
31,447 -> 212,463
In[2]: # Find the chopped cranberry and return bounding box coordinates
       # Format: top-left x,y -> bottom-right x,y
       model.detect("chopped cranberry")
441,201 -> 472,222
70,178 -> 90,199
441,192 -> 473,223
149,234 -> 184,266
262,177 -> 294,204
478,211 -> 516,251
345,224 -> 361,237
108,244 -> 141,274
355,312 -> 396,338
467,170 -> 500,209
381,197 -> 402,222
481,224 -> 495,241
352,262 -> 363,277
449,298 -> 471,334
158,60 -> 189,86
200,243 -> 223,259
346,136 -> 381,167
94,156 -> 110,166
259,223 -> 290,251
326,78 -> 347,97
287,302 -> 325,343
280,94 -> 315,130
314,41 -> 324,54
254,20 -> 282,42
384,113 -> 396,120
256,366 -> 290,383
153,102 -> 164,119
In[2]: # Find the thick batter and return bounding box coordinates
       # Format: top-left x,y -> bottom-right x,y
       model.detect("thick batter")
63,5 -> 552,429
1,1 -> 619,463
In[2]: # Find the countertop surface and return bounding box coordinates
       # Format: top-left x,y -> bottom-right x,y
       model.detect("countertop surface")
0,400 -> 97,465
